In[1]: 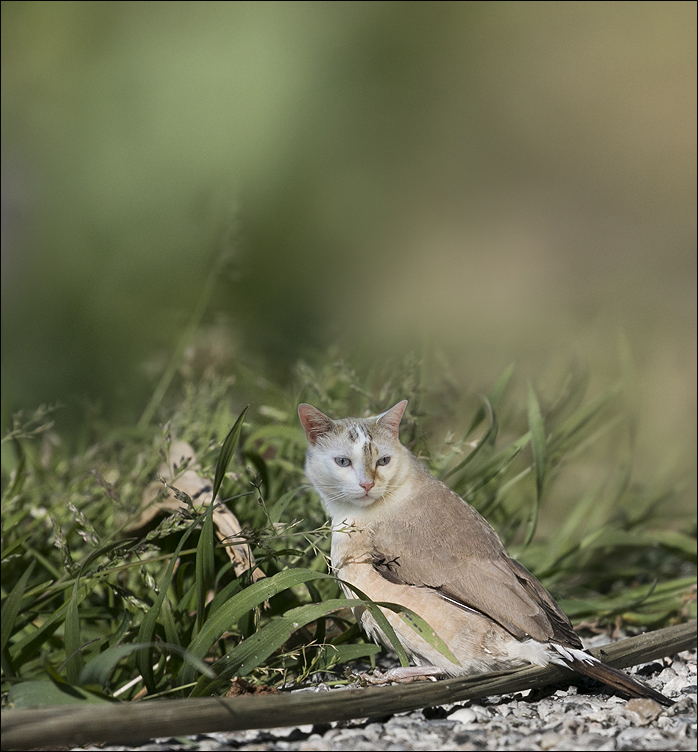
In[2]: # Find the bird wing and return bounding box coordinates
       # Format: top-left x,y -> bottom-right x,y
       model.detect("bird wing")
370,479 -> 582,648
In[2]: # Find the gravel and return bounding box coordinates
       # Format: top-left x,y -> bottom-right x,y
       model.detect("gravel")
73,646 -> 696,752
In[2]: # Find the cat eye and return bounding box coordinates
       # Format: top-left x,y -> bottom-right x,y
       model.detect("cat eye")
376,456 -> 391,466
334,457 -> 351,467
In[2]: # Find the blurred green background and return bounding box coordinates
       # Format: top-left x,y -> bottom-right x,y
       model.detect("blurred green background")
1,1 -> 695,497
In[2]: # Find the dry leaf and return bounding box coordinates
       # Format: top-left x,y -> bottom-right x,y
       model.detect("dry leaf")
132,440 -> 264,582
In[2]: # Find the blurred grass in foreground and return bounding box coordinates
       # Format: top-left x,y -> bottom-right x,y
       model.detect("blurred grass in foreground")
1,353 -> 695,707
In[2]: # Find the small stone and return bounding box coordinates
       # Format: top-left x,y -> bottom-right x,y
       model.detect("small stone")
266,724 -> 313,739
624,697 -> 664,726
539,731 -> 562,750
449,707 -> 478,724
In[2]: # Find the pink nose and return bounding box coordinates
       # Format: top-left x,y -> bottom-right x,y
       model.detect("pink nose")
360,480 -> 374,492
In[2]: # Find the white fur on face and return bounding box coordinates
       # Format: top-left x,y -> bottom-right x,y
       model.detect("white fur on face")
305,418 -> 407,521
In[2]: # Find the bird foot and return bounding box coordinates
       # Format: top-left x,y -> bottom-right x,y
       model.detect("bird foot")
360,665 -> 443,684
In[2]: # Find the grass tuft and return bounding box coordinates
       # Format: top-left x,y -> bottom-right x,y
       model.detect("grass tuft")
1,356 -> 695,706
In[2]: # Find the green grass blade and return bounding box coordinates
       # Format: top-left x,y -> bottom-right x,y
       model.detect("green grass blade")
536,479 -> 605,573
9,679 -> 112,708
524,384 -> 547,546
455,442 -> 525,499
307,642 -> 381,673
1,560 -> 35,656
78,642 -> 214,689
550,383 -> 620,452
443,397 -> 497,480
212,405 -> 249,501
269,488 -> 301,524
488,362 -> 516,406
579,528 -> 698,559
195,500 -> 216,632
559,575 -> 696,622
393,606 -> 460,666
63,540 -> 149,685
178,569 -> 340,686
527,383 -> 547,502
189,597 -> 355,696
63,582 -> 86,685
335,582 -> 410,668
0,529 -> 38,562
160,597 -> 182,648
9,599 -> 70,666
206,577 -> 244,617
137,518 -> 200,694
651,530 -> 697,560
457,363 -> 514,442
5,441 -> 27,498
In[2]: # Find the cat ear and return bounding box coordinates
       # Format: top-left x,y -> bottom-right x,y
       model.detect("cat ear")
298,404 -> 335,445
377,400 -> 408,438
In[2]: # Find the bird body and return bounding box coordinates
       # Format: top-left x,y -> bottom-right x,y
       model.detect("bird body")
298,400 -> 672,705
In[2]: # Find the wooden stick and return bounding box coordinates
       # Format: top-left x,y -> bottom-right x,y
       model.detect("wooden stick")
2,621 -> 695,751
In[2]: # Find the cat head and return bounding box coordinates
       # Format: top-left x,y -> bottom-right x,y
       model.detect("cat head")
298,401 -> 411,520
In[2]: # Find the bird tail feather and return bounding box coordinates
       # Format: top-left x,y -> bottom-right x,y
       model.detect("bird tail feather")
549,644 -> 673,707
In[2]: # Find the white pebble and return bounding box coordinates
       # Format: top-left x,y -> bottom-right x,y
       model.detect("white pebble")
449,707 -> 478,724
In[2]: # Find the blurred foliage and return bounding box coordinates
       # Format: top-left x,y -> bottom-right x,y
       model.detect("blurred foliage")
1,2 -> 695,501
1,355 -> 695,707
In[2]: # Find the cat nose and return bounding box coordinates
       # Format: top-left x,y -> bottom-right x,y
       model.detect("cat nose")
360,480 -> 375,492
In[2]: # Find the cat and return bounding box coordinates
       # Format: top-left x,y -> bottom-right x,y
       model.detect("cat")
298,399 -> 672,704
